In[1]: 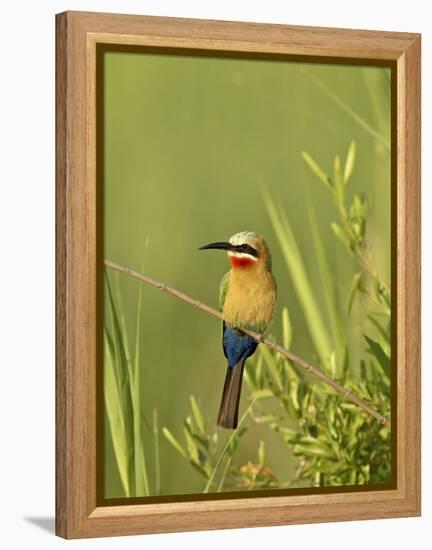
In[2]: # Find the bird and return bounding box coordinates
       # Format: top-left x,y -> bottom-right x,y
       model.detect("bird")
199,231 -> 277,429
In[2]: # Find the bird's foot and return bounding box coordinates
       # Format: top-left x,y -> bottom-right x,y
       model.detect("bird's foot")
254,334 -> 264,344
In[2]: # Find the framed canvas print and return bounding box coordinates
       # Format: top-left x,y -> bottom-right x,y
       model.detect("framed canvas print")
55,11 -> 421,538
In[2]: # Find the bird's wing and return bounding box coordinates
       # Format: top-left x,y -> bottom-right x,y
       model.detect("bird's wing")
218,271 -> 230,310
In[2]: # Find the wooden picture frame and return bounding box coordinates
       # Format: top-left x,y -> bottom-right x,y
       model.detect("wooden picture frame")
56,10 -> 421,539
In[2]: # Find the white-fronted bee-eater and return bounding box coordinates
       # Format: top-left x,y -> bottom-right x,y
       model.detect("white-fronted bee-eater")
199,231 -> 277,429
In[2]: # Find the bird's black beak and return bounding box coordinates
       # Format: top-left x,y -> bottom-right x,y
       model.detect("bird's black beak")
199,241 -> 233,251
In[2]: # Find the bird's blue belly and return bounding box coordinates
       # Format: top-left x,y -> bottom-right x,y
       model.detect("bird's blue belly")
223,325 -> 258,367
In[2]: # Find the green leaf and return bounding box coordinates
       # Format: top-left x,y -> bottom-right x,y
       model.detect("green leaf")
293,443 -> 334,459
367,314 -> 390,344
262,187 -> 332,362
255,351 -> 264,387
329,351 -> 337,379
258,440 -> 265,466
282,395 -> 300,420
103,331 -> 132,497
162,427 -> 187,458
334,155 -> 344,203
183,425 -> 200,463
307,462 -> 344,475
344,140 -> 356,183
349,469 -> 357,484
272,425 -> 297,437
184,418 -> 209,450
348,272 -> 363,314
364,335 -> 391,379
132,271 -> 150,496
250,389 -> 274,400
153,408 -> 161,496
260,345 -> 283,391
327,414 -> 339,441
190,396 -> 205,435
350,194 -> 366,219
290,379 -> 300,411
228,426 -> 248,456
378,284 -> 391,309
189,459 -> 211,479
305,200 -> 344,358
297,381 -> 308,415
331,222 -> 352,252
104,273 -> 135,494
254,414 -> 282,424
282,307 -> 292,350
243,365 -> 256,392
342,346 -> 350,376
302,151 -> 334,193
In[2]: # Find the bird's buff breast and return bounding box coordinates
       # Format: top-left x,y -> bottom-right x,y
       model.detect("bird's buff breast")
223,269 -> 276,333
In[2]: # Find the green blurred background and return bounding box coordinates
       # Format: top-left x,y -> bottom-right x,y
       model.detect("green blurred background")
103,51 -> 391,497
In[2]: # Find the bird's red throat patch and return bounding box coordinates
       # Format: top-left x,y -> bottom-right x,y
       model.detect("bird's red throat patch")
229,256 -> 256,268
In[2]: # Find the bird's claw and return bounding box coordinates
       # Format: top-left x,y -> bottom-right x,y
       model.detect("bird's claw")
254,335 -> 264,344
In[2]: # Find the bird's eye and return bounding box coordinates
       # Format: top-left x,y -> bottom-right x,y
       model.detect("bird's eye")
241,244 -> 248,250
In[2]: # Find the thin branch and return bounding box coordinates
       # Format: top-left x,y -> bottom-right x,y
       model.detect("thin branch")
104,259 -> 390,428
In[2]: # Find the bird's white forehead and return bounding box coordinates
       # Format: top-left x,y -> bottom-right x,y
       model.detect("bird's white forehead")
229,231 -> 256,246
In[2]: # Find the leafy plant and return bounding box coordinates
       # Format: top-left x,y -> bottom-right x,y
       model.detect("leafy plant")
258,140 -> 391,486
162,396 -> 279,492
104,270 -> 160,497
244,309 -> 390,487
165,141 -> 392,490
302,141 -> 390,318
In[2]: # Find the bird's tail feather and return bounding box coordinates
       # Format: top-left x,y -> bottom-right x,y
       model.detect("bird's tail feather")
217,361 -> 245,429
